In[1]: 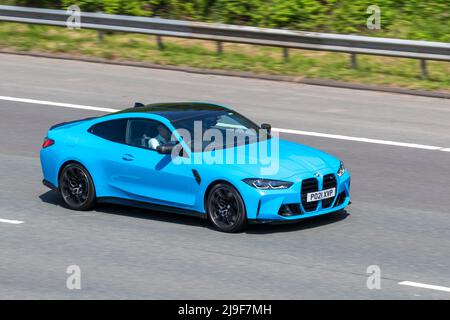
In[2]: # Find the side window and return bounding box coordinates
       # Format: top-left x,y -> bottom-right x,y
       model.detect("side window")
126,119 -> 172,150
89,119 -> 127,144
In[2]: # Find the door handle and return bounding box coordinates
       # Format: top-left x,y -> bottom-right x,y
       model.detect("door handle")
122,154 -> 134,161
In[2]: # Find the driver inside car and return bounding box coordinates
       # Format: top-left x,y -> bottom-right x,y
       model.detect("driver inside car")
148,124 -> 171,150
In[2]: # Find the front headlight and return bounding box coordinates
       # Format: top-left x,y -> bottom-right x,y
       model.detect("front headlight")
243,178 -> 293,190
337,161 -> 346,177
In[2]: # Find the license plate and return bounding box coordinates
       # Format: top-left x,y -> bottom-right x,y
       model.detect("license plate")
307,188 -> 336,202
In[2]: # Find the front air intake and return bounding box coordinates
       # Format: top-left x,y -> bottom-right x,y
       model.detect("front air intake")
322,174 -> 337,208
301,178 -> 319,212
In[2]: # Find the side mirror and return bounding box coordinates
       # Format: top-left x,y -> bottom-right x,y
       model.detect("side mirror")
134,102 -> 145,108
261,123 -> 271,134
156,141 -> 179,155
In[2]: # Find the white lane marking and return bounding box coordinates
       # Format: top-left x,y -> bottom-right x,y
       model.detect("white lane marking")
399,281 -> 450,293
0,95 -> 118,113
1,95 -> 449,152
272,128 -> 444,151
0,218 -> 24,225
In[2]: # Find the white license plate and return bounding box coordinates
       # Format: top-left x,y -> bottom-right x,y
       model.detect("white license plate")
307,188 -> 336,202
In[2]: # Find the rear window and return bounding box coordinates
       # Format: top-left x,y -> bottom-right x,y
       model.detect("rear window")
89,119 -> 127,143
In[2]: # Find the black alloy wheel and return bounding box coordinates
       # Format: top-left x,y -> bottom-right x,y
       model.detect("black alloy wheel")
207,183 -> 247,233
59,163 -> 96,211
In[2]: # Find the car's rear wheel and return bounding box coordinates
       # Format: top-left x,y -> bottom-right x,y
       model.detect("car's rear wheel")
207,183 -> 247,233
59,163 -> 96,211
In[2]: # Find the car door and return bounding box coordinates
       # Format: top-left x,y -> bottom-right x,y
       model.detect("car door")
111,118 -> 200,208
87,118 -> 129,197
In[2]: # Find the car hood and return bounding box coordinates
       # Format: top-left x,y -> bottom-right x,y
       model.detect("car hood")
198,138 -> 340,180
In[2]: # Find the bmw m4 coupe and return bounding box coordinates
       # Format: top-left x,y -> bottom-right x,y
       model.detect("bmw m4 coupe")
40,102 -> 351,232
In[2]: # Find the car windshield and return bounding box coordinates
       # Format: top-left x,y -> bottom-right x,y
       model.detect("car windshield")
171,111 -> 269,152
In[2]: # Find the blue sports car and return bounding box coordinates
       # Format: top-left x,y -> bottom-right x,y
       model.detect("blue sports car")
40,102 -> 351,232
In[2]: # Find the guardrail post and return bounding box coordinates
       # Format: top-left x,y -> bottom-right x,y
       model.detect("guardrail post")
283,48 -> 289,61
156,35 -> 164,50
420,59 -> 428,79
350,53 -> 358,69
216,41 -> 223,55
96,11 -> 104,42
97,30 -> 104,42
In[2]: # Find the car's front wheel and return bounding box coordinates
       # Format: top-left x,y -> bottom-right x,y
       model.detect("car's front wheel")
59,163 -> 96,211
207,183 -> 247,233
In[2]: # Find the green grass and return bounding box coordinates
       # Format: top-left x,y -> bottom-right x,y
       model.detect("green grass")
1,23 -> 449,91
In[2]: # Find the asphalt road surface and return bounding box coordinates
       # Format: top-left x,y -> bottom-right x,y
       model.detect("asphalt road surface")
1,53 -> 450,299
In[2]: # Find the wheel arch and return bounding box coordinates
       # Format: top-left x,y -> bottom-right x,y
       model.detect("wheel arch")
203,179 -> 247,214
57,160 -> 95,193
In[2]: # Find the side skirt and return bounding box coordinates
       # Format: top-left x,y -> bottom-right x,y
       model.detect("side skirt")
96,197 -> 207,219
42,179 -> 58,191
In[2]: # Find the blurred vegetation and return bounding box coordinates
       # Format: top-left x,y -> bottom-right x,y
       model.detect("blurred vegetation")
3,0 -> 449,41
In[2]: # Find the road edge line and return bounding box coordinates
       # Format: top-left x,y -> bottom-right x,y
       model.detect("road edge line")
1,95 -> 449,153
399,281 -> 450,293
0,218 -> 24,225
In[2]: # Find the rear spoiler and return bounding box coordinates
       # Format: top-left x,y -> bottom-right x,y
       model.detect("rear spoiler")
49,116 -> 97,131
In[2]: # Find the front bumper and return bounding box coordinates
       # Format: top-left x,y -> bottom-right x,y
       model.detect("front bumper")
241,171 -> 351,222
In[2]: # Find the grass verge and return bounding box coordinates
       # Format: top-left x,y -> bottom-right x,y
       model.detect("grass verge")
1,23 -> 449,92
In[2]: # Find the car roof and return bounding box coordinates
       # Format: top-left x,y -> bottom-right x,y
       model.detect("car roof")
114,102 -> 231,122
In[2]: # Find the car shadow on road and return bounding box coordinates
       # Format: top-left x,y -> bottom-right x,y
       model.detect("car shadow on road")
39,190 -> 210,229
39,190 -> 349,234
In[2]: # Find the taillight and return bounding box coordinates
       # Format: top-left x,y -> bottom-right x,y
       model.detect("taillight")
42,137 -> 55,148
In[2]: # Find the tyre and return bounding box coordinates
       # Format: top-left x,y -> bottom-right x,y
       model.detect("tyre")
59,163 -> 96,211
206,183 -> 247,233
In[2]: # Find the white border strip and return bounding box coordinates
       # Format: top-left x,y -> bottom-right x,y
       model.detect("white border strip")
1,95 -> 449,152
399,281 -> 450,293
0,218 -> 24,225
